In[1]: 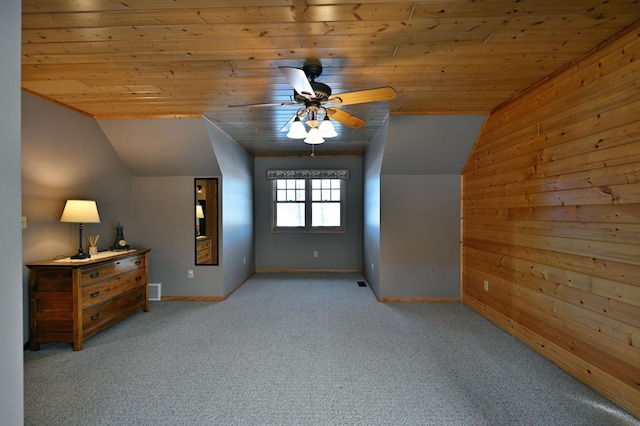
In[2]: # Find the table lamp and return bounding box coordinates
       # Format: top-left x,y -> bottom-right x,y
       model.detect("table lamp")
196,204 -> 204,236
60,199 -> 101,259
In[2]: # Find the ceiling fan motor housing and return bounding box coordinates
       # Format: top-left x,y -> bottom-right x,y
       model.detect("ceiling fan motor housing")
294,81 -> 332,103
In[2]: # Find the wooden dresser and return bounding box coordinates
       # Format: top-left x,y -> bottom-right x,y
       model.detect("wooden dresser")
196,236 -> 212,264
27,249 -> 151,351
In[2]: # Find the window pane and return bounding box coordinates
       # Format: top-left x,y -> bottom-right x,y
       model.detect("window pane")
274,176 -> 343,232
276,203 -> 305,227
312,202 -> 341,227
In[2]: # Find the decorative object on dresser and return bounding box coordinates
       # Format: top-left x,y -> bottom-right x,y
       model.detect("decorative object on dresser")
60,199 -> 101,259
87,234 -> 99,256
27,249 -> 151,351
110,222 -> 130,251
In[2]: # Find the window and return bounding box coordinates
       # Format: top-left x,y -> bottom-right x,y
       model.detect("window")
272,176 -> 346,232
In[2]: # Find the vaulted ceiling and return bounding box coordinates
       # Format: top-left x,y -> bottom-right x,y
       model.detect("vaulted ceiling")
21,1 -> 639,156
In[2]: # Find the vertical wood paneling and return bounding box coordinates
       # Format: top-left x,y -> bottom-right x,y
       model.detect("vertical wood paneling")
462,23 -> 640,418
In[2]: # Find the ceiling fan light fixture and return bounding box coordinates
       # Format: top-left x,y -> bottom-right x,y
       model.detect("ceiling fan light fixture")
306,119 -> 320,128
286,116 -> 307,139
318,116 -> 338,138
304,127 -> 325,144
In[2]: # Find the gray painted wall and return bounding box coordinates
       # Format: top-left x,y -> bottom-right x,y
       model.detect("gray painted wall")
22,92 -> 135,332
205,120 -> 255,295
1,0 -> 23,423
365,115 -> 484,299
363,119 -> 388,297
101,117 -> 227,297
380,175 -> 461,298
132,176 -> 224,297
254,156 -> 363,271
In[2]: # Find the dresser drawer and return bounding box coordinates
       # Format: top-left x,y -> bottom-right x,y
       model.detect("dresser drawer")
197,238 -> 211,250
196,237 -> 212,263
81,268 -> 146,309
196,248 -> 211,264
80,255 -> 145,286
82,285 -> 146,334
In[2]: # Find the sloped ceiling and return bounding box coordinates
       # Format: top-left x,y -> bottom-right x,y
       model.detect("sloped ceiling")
382,115 -> 486,175
98,119 -> 221,177
97,114 -> 484,176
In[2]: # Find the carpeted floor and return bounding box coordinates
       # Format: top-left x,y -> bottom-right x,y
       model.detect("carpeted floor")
24,272 -> 640,425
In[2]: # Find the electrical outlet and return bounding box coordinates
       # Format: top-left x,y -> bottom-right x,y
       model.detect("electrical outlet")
483,280 -> 489,291
371,263 -> 375,272
188,270 -> 194,279
313,251 -> 318,258
22,216 -> 27,229
243,257 -> 246,265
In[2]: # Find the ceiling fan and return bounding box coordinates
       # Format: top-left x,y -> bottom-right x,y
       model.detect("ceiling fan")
229,59 -> 396,144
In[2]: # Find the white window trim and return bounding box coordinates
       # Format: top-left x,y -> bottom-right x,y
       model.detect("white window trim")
269,170 -> 348,234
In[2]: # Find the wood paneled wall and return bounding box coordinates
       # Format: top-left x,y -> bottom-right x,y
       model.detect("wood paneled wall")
461,22 -> 640,417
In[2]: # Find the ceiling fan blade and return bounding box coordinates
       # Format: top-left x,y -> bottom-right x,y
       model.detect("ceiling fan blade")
327,108 -> 367,129
329,87 -> 396,106
279,67 -> 315,99
228,101 -> 296,108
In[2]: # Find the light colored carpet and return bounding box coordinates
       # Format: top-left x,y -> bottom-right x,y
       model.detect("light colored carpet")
24,272 -> 640,425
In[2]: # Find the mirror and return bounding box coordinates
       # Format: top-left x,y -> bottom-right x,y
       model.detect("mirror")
195,178 -> 218,265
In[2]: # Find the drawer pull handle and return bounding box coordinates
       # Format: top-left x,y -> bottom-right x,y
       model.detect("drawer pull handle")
135,276 -> 142,281
90,272 -> 99,279
136,293 -> 142,300
91,313 -> 100,321
116,261 -> 121,265
135,260 -> 142,265
90,291 -> 100,298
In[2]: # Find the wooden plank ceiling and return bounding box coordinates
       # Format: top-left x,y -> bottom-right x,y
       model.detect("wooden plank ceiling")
21,1 -> 640,156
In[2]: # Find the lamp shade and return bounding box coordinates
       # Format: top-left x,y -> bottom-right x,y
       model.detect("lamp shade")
196,204 -> 205,219
60,200 -> 101,223
318,116 -> 338,138
286,117 -> 308,139
304,127 -> 325,145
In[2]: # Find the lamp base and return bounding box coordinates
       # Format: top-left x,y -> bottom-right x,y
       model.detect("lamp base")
70,250 -> 90,260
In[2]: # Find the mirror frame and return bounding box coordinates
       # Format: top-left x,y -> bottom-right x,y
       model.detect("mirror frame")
195,178 -> 219,265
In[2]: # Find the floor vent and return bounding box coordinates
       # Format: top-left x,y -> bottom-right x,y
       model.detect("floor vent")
357,281 -> 367,287
148,283 -> 162,301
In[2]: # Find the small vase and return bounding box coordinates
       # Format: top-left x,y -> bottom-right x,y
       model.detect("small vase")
89,246 -> 98,256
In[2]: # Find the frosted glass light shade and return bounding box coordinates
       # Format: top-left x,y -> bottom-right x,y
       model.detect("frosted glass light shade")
318,116 -> 337,138
60,200 -> 101,223
286,117 -> 307,139
304,127 -> 325,144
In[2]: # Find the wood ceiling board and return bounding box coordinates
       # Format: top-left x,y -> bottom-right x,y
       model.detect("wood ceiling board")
21,0 -> 640,155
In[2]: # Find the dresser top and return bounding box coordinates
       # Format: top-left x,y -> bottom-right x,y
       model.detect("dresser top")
26,248 -> 150,268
